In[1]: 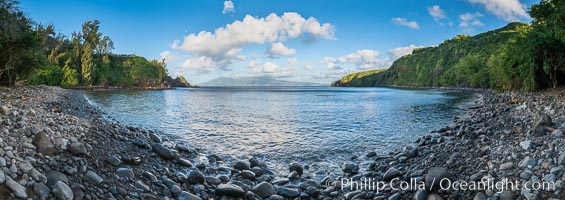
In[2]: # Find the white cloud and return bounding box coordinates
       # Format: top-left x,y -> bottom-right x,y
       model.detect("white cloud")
323,45 -> 424,71
266,42 -> 296,58
248,61 -> 294,77
170,12 -> 334,75
323,49 -> 389,70
459,12 -> 484,31
428,5 -> 447,21
160,50 -> 183,63
391,17 -> 420,29
467,0 -> 528,21
222,1 -> 234,14
388,44 -> 424,60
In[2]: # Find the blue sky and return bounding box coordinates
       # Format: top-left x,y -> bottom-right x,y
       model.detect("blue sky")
22,0 -> 538,84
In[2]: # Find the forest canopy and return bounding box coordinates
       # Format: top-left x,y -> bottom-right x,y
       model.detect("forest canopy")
0,0 -> 191,87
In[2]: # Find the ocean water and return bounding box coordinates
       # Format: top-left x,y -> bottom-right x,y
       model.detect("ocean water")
84,86 -> 470,175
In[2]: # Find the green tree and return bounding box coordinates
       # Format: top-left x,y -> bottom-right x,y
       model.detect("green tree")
81,42 -> 94,85
61,58 -> 79,87
0,0 -> 43,86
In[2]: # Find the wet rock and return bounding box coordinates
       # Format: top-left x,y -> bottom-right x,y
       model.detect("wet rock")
151,143 -> 174,160
413,190 -> 429,200
252,182 -> 276,198
216,183 -> 245,197
0,170 -> 4,184
52,181 -> 73,200
428,193 -> 444,200
135,180 -> 151,192
6,178 -> 27,198
0,106 -> 10,115
68,142 -> 88,155
277,186 -> 300,198
0,157 -> 5,167
84,170 -> 104,185
552,129 -> 563,137
116,168 -> 134,179
33,182 -> 50,199
520,140 -> 531,150
241,170 -> 256,181
71,184 -> 85,200
106,155 -> 122,166
178,158 -> 193,167
474,192 -> 487,200
366,152 -> 377,158
18,162 -> 33,173
205,176 -> 222,185
341,162 -> 359,174
234,160 -> 251,171
32,132 -> 55,155
383,167 -> 401,181
187,170 -> 205,184
425,167 -> 450,191
46,171 -> 69,187
500,162 -> 514,170
289,162 -> 304,176
178,191 -> 202,200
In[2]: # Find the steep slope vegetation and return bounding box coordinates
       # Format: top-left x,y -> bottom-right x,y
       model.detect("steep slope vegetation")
333,22 -> 563,91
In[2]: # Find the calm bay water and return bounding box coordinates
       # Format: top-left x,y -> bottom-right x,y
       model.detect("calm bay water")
85,87 -> 469,175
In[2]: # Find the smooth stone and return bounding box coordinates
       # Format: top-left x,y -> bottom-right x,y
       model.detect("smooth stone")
425,167 -> 450,191
366,151 -> 377,157
106,155 -> 122,166
46,171 -> 69,187
234,160 -> 251,171
178,158 -> 193,167
18,162 -> 33,173
389,193 -> 400,200
266,195 -> 285,200
520,140 -> 531,150
71,184 -> 85,200
151,143 -> 174,160
33,182 -> 50,199
520,156 -> 536,167
6,178 -> 27,198
0,106 -> 10,115
187,170 -> 205,184
559,153 -> 565,165
288,162 -> 304,176
0,170 -> 4,184
142,171 -> 158,182
341,162 -> 359,174
414,190 -> 429,200
552,129 -> 563,137
216,183 -> 245,197
135,180 -> 151,192
500,162 -> 514,170
252,182 -> 276,198
32,132 -> 55,155
497,191 -> 516,200
383,167 -> 401,181
473,192 -> 487,200
52,181 -> 74,200
205,176 -> 222,185
520,170 -> 533,180
68,142 -> 88,155
84,171 -> 104,185
427,193 -> 444,200
178,191 -> 202,200
277,186 -> 300,198
0,157 -> 6,167
116,168 -> 134,179
241,170 -> 256,181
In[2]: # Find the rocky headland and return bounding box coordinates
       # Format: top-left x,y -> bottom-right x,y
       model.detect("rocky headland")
0,86 -> 564,200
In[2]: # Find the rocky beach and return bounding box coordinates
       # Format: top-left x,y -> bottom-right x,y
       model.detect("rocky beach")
0,85 -> 565,200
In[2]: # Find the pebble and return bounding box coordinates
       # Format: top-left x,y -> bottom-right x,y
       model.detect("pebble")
32,132 -> 55,155
6,178 -> 27,198
383,167 -> 401,181
216,183 -> 245,197
116,168 -> 134,179
33,182 -> 50,199
52,181 -> 74,200
289,162 -> 304,176
178,191 -> 202,200
84,170 -> 104,185
68,142 -> 88,155
187,170 -> 205,184
425,167 -> 450,191
234,160 -> 251,171
253,182 -> 276,198
277,186 -> 300,198
151,143 -> 174,160
106,155 -> 122,166
341,162 -> 359,174
520,140 -> 531,150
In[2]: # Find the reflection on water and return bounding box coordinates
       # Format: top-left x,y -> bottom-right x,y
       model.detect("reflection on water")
85,87 -> 469,175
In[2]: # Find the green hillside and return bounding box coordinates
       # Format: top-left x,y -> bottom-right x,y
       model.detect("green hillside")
333,2 -> 565,92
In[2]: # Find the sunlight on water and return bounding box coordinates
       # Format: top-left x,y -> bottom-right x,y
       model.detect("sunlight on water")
85,87 -> 469,175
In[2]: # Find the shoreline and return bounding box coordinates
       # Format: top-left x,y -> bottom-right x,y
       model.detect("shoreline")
0,86 -> 564,199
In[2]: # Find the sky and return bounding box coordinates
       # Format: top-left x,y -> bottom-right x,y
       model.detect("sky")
21,0 -> 539,84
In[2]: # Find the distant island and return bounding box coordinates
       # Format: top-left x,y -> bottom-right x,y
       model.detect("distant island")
199,77 -> 325,87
